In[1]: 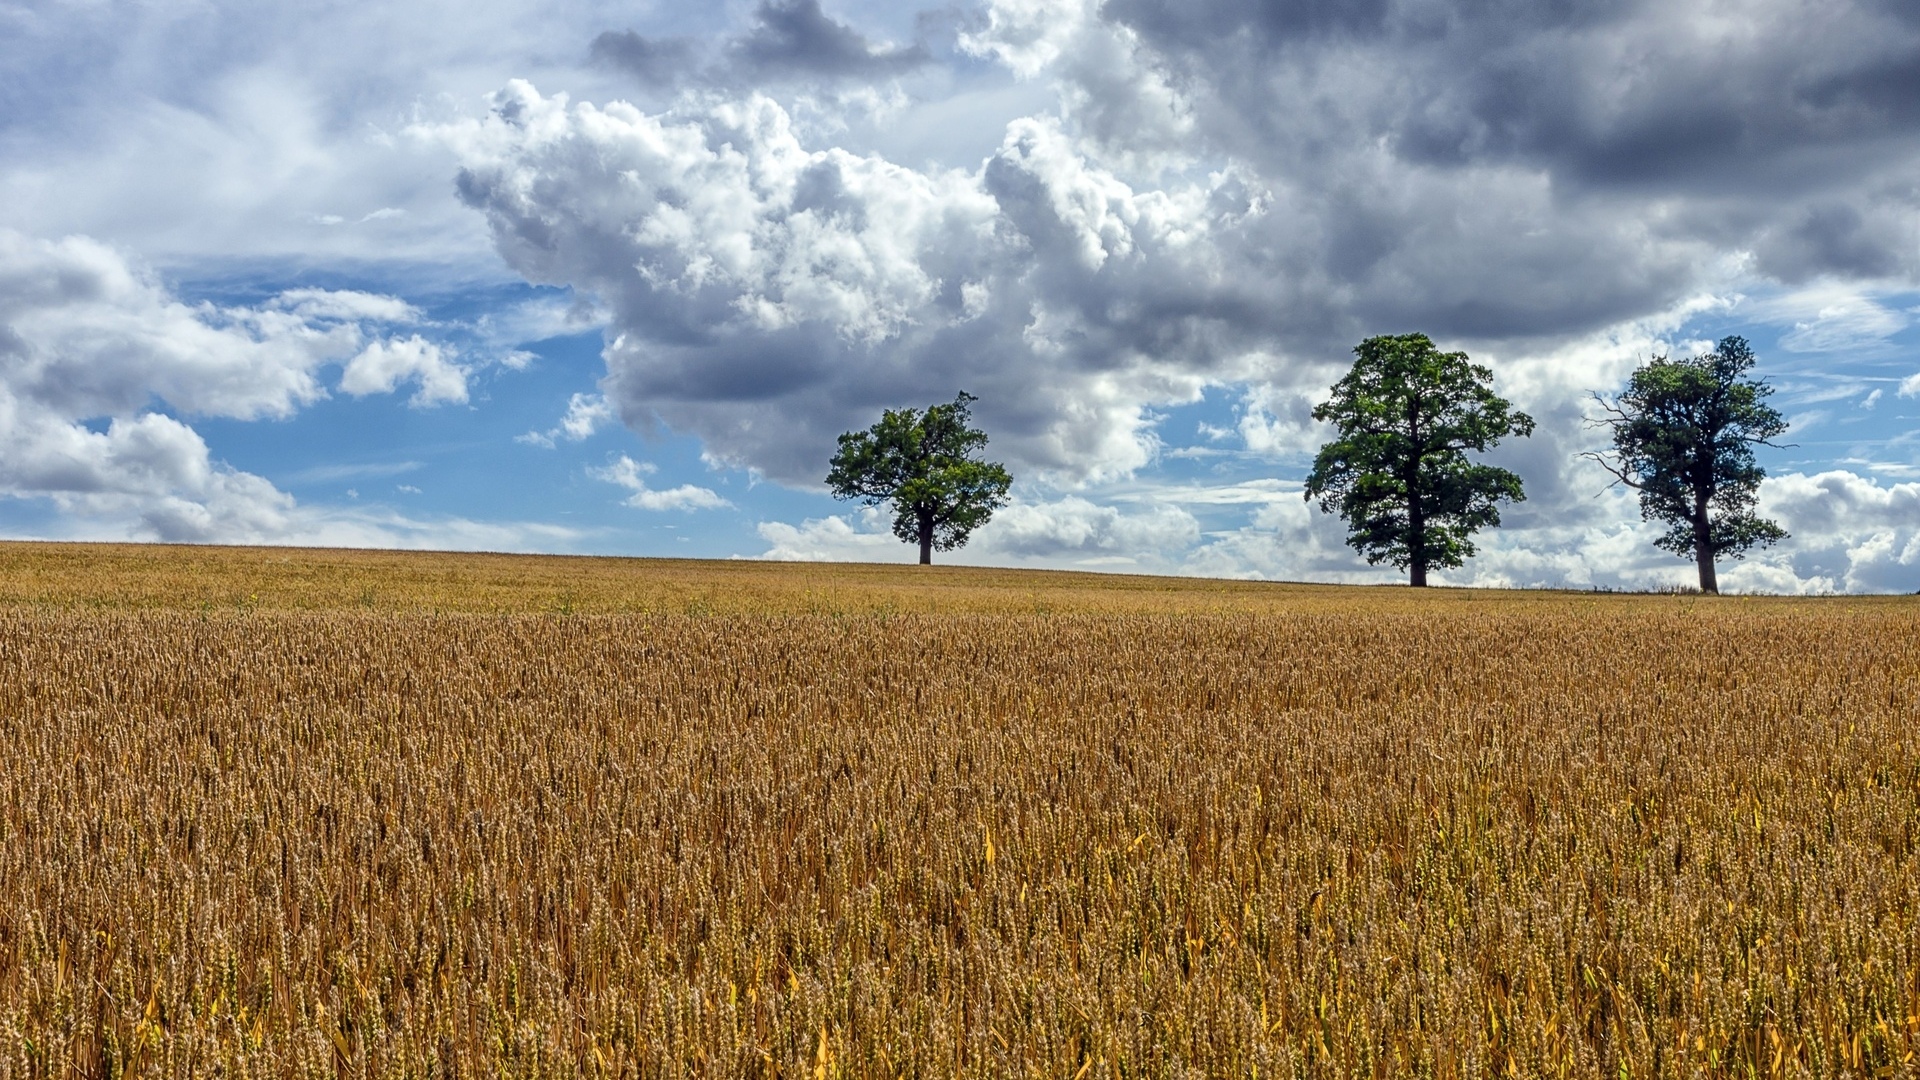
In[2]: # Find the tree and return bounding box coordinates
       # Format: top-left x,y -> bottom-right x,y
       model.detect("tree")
1304,333 -> 1536,586
827,392 -> 1013,565
1584,336 -> 1788,594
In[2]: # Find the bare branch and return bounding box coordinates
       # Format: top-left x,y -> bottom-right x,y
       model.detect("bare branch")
1578,449 -> 1642,491
1583,390 -> 1632,428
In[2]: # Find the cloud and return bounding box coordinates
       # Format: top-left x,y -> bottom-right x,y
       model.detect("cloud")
0,0 -> 680,267
431,81 -> 1283,485
1232,384 -> 1323,460
592,0 -> 927,90
0,231 -> 353,421
1755,203 -> 1910,283
1735,470 -> 1920,593
958,0 -> 1096,81
339,336 -> 469,405
285,460 -> 423,484
1755,283 -> 1911,354
1085,0 -> 1920,193
519,392 -> 615,447
729,0 -> 928,81
756,494 -> 1198,567
274,288 -> 421,324
589,31 -> 700,87
0,229 -> 479,540
1177,463 -> 1920,594
1150,465 -> 1920,594
589,454 -> 732,511
434,36 -> 1920,590
978,496 -> 1199,561
0,399 -> 580,551
1179,496 -> 1408,584
987,0 -> 1920,319
756,512 -> 900,561
1127,478 -> 1300,506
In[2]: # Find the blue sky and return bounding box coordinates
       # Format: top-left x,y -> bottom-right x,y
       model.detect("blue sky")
3,0 -> 1918,591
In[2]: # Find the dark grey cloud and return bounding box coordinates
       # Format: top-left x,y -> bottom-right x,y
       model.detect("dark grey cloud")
788,160 -> 869,227
1100,0 -> 1399,47
1754,202 -> 1910,282
588,31 -> 697,88
1107,0 -> 1920,197
731,0 -> 928,79
591,0 -> 927,90
1046,0 -> 1920,355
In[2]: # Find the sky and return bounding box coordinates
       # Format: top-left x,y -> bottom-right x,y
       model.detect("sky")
2,0 -> 1918,591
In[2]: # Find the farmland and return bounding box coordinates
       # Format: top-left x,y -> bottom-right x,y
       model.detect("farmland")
0,542 -> 1917,1078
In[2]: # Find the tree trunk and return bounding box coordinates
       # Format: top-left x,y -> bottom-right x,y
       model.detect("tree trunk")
1694,536 -> 1718,594
1407,486 -> 1427,587
1693,496 -> 1718,594
918,513 -> 933,565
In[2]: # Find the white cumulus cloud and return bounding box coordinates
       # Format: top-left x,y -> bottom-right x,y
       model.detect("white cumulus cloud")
756,513 -> 901,562
756,494 -> 1200,569
981,496 -> 1199,562
340,335 -> 469,405
519,392 -> 615,447
0,229 -> 482,541
589,454 -> 732,511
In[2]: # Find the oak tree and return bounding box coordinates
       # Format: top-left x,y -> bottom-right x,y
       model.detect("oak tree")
1305,333 -> 1536,586
827,392 -> 1013,564
1585,336 -> 1788,593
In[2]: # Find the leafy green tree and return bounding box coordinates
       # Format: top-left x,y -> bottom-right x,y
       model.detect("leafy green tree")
827,392 -> 1013,564
1584,336 -> 1788,594
1304,333 -> 1536,586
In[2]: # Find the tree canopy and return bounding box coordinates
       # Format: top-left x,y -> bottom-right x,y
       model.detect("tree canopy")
1304,333 -> 1536,586
1585,336 -> 1788,593
826,392 -> 1013,564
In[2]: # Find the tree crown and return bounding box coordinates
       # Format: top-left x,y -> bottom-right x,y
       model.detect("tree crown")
1304,333 -> 1535,578
826,392 -> 1013,555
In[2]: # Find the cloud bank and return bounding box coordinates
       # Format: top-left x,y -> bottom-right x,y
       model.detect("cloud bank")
0,230 -> 562,548
434,80 -> 1275,485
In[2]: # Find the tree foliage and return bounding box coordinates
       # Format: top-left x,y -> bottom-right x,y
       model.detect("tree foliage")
827,392 -> 1013,564
1304,334 -> 1536,586
1585,336 -> 1788,593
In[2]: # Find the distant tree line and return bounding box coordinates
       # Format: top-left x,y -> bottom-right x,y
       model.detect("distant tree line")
829,334 -> 1788,593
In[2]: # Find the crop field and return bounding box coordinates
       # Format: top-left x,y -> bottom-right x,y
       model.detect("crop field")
0,541 -> 1917,1078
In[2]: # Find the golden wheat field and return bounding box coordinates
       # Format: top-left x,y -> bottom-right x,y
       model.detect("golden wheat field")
1,541 -> 1917,1079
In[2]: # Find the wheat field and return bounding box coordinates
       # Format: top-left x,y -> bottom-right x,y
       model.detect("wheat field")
0,541 -> 1916,1078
